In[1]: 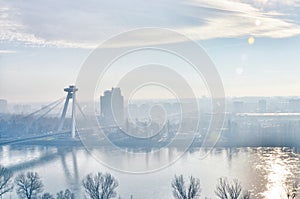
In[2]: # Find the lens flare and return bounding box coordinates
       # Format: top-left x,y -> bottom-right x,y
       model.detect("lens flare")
248,36 -> 255,45
255,19 -> 261,26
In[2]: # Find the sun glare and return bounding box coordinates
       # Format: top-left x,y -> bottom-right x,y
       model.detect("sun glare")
261,148 -> 294,199
248,36 -> 255,45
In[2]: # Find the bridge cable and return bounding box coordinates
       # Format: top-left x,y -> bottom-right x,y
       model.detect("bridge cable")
24,97 -> 65,119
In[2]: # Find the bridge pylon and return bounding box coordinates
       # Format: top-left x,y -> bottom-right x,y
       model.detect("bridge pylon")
57,85 -> 78,139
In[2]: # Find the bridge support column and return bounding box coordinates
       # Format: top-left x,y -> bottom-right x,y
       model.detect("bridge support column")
57,85 -> 78,139
71,87 -> 76,139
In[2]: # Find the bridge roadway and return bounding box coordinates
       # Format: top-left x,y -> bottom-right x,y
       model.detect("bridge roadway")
0,125 -> 120,146
0,131 -> 70,145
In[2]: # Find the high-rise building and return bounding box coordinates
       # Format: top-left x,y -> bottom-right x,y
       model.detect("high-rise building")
0,99 -> 8,113
100,88 -> 124,126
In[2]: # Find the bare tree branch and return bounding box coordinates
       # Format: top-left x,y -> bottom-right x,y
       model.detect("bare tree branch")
187,176 -> 201,199
0,165 -> 13,197
171,175 -> 200,199
41,192 -> 55,199
215,178 -> 229,199
15,171 -> 43,199
82,172 -> 118,199
285,182 -> 298,199
241,190 -> 251,199
56,189 -> 75,199
215,177 -> 250,199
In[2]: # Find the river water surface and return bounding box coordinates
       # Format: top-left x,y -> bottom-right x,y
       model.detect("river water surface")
0,146 -> 299,199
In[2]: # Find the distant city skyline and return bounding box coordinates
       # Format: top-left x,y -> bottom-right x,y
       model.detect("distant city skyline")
1,0 -> 300,102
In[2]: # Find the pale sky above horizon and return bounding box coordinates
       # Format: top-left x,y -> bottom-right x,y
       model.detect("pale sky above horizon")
1,0 -> 300,103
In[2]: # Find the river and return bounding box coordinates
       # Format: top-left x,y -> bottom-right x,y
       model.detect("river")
0,146 -> 299,199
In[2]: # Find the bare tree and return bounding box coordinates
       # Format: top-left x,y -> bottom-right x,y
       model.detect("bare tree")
285,182 -> 298,199
241,191 -> 251,199
171,175 -> 201,199
215,177 -> 250,199
41,193 -> 55,199
56,189 -> 75,199
82,172 -> 119,199
0,165 -> 13,197
15,171 -> 43,199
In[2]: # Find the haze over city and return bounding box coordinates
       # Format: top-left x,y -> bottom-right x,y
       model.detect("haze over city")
0,0 -> 300,199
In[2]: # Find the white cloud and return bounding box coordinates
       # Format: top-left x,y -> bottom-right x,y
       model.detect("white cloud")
0,0 -> 300,49
180,0 -> 300,39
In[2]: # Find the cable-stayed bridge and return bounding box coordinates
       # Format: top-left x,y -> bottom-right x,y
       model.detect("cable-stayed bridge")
0,85 -> 201,146
0,85 -> 99,145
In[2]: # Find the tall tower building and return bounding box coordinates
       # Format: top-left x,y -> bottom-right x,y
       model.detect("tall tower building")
100,88 -> 124,126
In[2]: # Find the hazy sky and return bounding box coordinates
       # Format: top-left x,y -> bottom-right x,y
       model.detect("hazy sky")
1,0 -> 300,102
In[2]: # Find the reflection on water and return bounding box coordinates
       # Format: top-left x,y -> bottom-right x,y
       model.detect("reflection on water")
0,146 -> 299,199
253,148 -> 300,199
